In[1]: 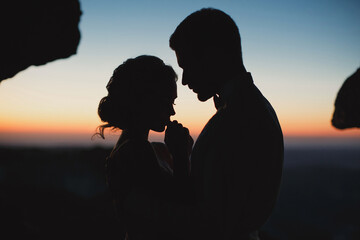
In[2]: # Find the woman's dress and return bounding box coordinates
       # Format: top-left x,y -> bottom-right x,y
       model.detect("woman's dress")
106,139 -> 175,240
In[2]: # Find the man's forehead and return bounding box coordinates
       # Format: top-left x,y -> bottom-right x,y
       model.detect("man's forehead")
175,47 -> 200,66
175,51 -> 183,67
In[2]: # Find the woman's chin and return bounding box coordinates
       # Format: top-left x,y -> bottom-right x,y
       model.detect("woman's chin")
151,125 -> 166,133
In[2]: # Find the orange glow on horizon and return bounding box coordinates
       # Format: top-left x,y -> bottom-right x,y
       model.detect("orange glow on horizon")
0,105 -> 359,146
278,117 -> 360,137
0,120 -> 359,138
0,119 -> 98,135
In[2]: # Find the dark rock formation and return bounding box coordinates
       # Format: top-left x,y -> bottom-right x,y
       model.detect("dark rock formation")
0,0 -> 81,82
332,68 -> 360,129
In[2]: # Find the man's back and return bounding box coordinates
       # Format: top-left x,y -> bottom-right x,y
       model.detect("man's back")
190,74 -> 284,239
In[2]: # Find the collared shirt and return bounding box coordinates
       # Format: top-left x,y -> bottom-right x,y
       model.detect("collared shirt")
213,72 -> 254,110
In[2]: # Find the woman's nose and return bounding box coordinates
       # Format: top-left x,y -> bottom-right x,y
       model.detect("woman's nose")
170,105 -> 176,116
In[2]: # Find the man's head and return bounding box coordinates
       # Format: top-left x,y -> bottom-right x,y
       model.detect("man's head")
170,8 -> 245,101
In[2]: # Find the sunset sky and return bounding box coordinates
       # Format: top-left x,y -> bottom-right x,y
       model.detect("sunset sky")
0,0 -> 359,147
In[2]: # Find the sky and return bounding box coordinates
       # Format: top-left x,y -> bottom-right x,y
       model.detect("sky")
0,0 -> 359,147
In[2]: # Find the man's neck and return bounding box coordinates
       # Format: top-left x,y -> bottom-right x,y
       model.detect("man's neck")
217,68 -> 247,95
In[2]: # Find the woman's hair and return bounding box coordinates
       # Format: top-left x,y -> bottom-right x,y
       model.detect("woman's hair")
96,55 -> 177,139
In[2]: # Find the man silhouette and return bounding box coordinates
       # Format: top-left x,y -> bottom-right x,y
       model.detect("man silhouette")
166,8 -> 284,240
125,8 -> 284,240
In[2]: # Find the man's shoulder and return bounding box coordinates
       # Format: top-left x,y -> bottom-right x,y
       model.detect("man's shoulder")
222,87 -> 282,135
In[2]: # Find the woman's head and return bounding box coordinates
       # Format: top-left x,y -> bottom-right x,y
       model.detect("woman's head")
97,55 -> 178,138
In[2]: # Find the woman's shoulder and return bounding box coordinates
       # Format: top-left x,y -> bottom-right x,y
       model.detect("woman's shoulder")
108,139 -> 154,168
111,139 -> 151,156
106,139 -> 155,182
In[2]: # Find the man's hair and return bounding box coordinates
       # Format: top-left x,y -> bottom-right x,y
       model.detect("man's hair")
170,8 -> 243,63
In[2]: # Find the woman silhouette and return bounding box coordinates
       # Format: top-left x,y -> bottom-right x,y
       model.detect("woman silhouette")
96,55 -> 191,239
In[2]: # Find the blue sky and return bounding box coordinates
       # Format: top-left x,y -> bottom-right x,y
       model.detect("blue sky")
0,0 -> 359,146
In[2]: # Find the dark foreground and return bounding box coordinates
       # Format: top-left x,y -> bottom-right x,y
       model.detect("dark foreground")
0,146 -> 359,240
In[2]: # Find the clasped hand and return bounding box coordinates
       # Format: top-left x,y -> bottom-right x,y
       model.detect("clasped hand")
165,121 -> 193,176
165,120 -> 193,158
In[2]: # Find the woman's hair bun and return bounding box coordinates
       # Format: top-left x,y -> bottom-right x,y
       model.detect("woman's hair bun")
97,96 -> 112,123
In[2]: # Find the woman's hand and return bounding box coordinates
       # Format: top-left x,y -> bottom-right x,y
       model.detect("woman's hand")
165,120 -> 193,176
165,120 -> 193,158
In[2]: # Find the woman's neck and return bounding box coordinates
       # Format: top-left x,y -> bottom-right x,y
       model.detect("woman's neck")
120,128 -> 149,142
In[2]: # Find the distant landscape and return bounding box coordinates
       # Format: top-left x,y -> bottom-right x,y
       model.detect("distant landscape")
0,145 -> 359,240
